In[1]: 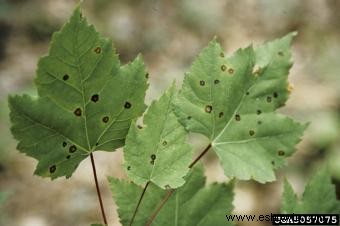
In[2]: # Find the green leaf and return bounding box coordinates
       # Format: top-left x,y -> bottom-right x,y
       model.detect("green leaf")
0,191 -> 8,205
282,168 -> 340,213
109,166 -> 234,226
124,84 -> 193,189
8,6 -> 148,179
174,33 -> 307,183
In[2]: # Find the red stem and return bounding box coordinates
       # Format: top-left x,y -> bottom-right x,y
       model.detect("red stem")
90,153 -> 108,226
145,144 -> 212,226
129,181 -> 150,226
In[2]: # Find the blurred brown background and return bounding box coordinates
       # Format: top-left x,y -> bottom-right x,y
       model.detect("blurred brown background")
0,0 -> 339,225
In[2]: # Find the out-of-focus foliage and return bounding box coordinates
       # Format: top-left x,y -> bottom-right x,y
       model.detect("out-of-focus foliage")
282,168 -> 340,213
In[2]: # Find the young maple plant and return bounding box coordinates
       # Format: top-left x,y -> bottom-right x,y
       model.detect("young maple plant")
8,5 -> 340,226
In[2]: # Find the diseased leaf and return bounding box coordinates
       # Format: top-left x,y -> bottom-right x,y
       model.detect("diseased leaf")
282,168 -> 340,213
174,33 -> 307,183
8,7 -> 148,179
124,83 -> 193,189
109,166 -> 234,226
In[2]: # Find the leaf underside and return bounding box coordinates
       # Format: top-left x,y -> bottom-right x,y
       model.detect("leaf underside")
282,168 -> 340,213
124,84 -> 193,189
8,7 -> 148,179
174,32 -> 307,183
109,166 -> 234,226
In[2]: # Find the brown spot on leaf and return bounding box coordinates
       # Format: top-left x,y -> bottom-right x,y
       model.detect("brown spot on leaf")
219,112 -> 224,118
228,68 -> 234,74
235,114 -> 241,121
91,94 -> 99,102
69,145 -> 77,153
249,130 -> 255,136
205,105 -> 212,113
102,116 -> 109,123
49,165 -> 56,173
63,74 -> 69,81
267,96 -> 272,103
214,79 -> 220,84
74,108 -> 82,116
200,80 -> 205,86
94,47 -> 101,54
124,102 -> 131,109
137,125 -> 143,129
162,141 -> 167,146
151,154 -> 156,160
221,65 -> 227,71
252,66 -> 261,76
278,150 -> 285,156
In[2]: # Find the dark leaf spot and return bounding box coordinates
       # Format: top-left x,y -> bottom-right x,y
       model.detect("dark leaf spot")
165,185 -> 171,189
145,73 -> 149,79
214,79 -> 220,84
257,110 -> 262,115
66,155 -> 71,159
62,142 -> 67,147
267,96 -> 272,103
49,165 -> 56,173
257,120 -> 262,125
228,68 -> 234,74
187,116 -> 192,120
235,114 -> 241,121
74,108 -> 82,116
249,130 -> 255,136
205,105 -> 212,113
94,47 -> 101,54
102,116 -> 109,123
246,91 -> 250,95
151,154 -> 156,160
150,160 -> 155,165
220,52 -> 224,57
219,112 -> 224,118
273,92 -> 278,98
278,51 -> 284,56
96,142 -> 99,146
221,65 -> 227,71
271,161 -> 275,165
162,141 -> 167,146
124,102 -> 131,109
199,80 -> 205,86
278,150 -> 285,156
63,74 -> 69,81
137,125 -> 143,129
91,94 -> 99,103
69,145 -> 77,153
127,166 -> 131,171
